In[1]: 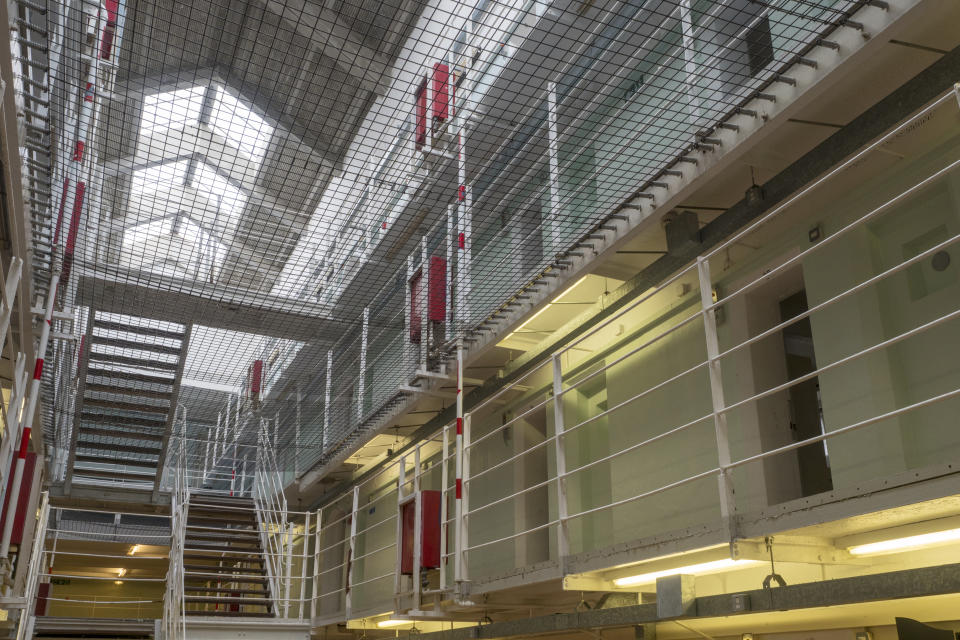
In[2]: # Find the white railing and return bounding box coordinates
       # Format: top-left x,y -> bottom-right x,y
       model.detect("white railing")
253,417 -> 292,617
16,491 -> 48,640
306,87 -> 960,621
162,407 -> 188,640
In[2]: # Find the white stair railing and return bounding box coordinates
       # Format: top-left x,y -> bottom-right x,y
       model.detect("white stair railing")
16,490 -> 48,640
253,418 -> 290,618
162,407 -> 187,640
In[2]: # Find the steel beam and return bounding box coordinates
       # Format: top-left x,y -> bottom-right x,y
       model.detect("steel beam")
75,265 -> 339,341
412,563 -> 960,640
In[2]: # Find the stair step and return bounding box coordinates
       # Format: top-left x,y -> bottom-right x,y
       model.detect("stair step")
94,319 -> 185,341
187,515 -> 255,527
183,610 -> 274,617
184,574 -> 267,585
184,564 -> 265,575
183,553 -> 263,564
81,412 -> 167,429
183,544 -> 260,555
75,454 -> 157,468
85,382 -> 173,400
185,596 -> 271,605
73,468 -> 155,482
79,426 -> 164,442
184,586 -> 269,595
187,527 -> 260,543
189,499 -> 255,509
88,352 -> 178,371
78,440 -> 161,455
82,397 -> 170,414
86,368 -> 175,386
91,335 -> 183,355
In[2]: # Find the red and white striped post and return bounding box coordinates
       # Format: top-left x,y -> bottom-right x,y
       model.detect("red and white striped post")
0,255 -> 60,558
454,337 -> 465,583
0,0 -> 110,556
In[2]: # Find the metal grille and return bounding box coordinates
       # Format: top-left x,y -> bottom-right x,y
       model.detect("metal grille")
37,0 -> 866,480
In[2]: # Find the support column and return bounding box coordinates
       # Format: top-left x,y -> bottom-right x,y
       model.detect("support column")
358,307 -> 369,420
547,81 -> 561,252
323,350 -> 332,451
454,338 -> 465,583
696,257 -> 736,542
455,95 -> 471,331
312,508 -> 322,621
345,485 -> 359,617
412,445 -> 422,611
552,353 -> 570,570
439,423 -> 450,593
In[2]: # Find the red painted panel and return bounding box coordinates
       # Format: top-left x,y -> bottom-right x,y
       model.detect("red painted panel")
414,79 -> 427,150
410,270 -> 423,344
400,499 -> 415,574
62,181 -> 86,281
428,256 -> 446,322
400,490 -> 441,574
420,490 -> 441,569
249,360 -> 264,395
35,583 -> 50,616
100,0 -> 119,60
0,452 -> 37,545
431,64 -> 449,122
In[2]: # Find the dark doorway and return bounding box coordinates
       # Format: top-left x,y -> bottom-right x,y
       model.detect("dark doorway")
779,290 -> 833,497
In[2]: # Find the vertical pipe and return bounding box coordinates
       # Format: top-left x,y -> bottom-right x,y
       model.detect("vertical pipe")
461,412 -> 471,583
446,205 -> 454,330
405,254 -> 414,372
323,350 -> 332,451
439,423 -> 449,593
311,508 -> 322,621
453,338 -> 464,583
455,112 -> 471,330
420,236 -> 428,365
393,457 -> 405,608
1,260 -> 60,558
295,386 -> 301,479
552,353 -> 570,569
547,81 -> 560,253
284,521 -> 294,617
203,422 -> 213,485
299,511 -> 309,621
358,307 -> 369,420
412,445 -> 422,611
223,395 -> 231,462
345,485 -> 359,617
696,257 -> 735,540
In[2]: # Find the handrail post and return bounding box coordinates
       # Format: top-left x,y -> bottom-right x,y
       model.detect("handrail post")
439,424 -> 450,594
552,353 -> 570,571
696,257 -> 736,543
345,485 -> 359,618
312,508 -> 322,622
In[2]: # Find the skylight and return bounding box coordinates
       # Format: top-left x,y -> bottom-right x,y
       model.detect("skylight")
210,86 -> 273,162
192,162 -> 247,225
139,86 -> 205,136
121,215 -> 225,282
130,159 -> 189,195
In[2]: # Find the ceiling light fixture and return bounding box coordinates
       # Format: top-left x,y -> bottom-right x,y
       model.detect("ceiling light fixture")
377,619 -> 413,628
612,558 -> 758,587
128,544 -> 141,556
117,568 -> 127,578
552,275 -> 589,303
847,527 -> 960,556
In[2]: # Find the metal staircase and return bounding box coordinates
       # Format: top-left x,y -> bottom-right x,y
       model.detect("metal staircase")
63,311 -> 191,492
182,494 -> 275,618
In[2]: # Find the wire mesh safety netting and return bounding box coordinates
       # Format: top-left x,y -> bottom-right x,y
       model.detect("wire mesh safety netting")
19,0 -> 867,484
